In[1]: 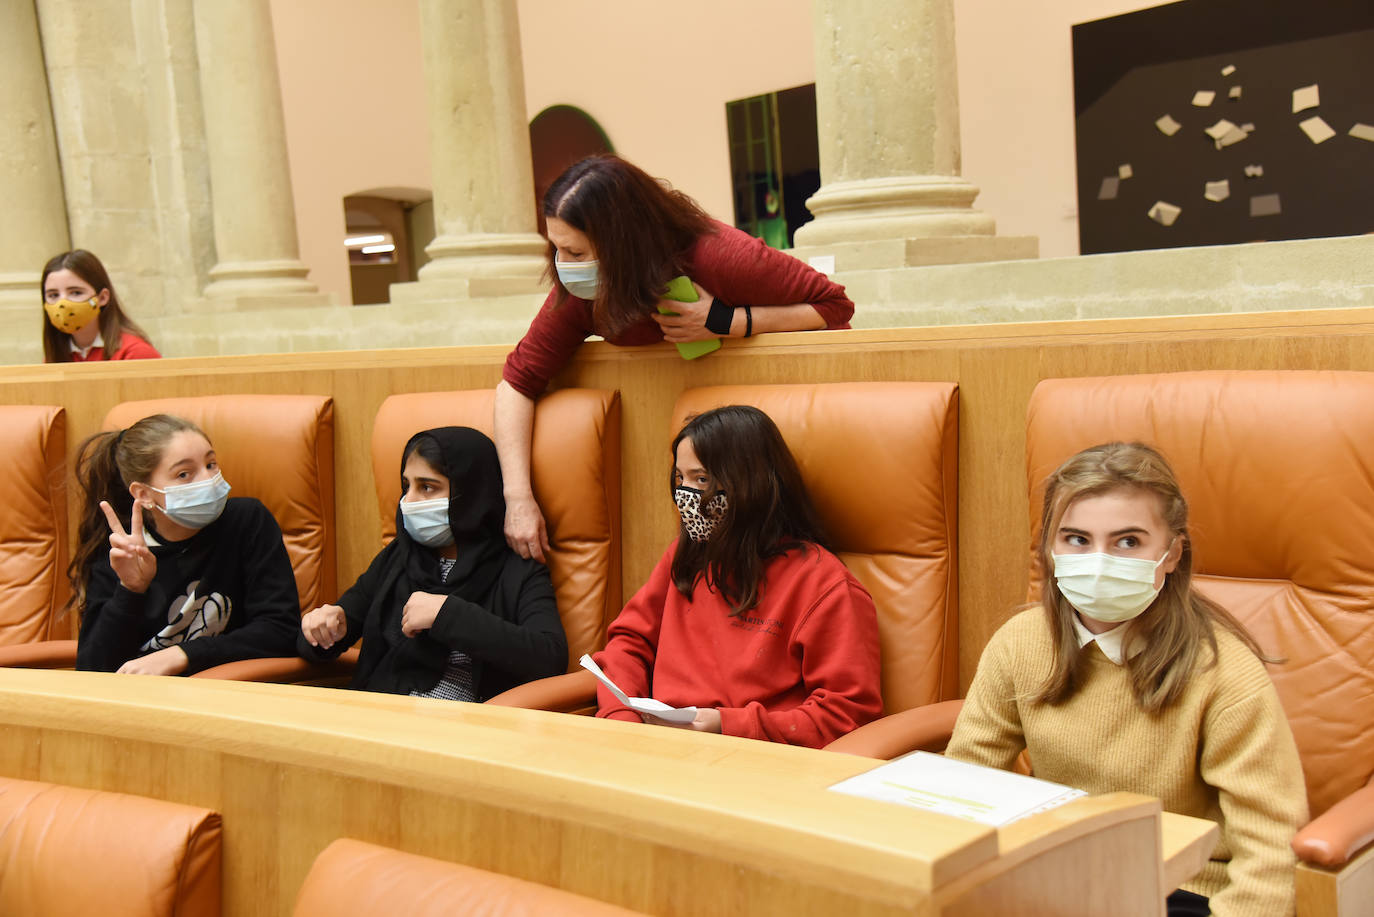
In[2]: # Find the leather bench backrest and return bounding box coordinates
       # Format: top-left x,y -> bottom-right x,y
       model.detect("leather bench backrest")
1026,370 -> 1374,817
671,382 -> 959,713
103,395 -> 336,614
0,405 -> 68,644
370,388 -> 621,667
0,775 -> 221,916
294,838 -> 644,916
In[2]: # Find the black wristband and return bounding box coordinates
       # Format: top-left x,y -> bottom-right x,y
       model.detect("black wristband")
704,299 -> 735,336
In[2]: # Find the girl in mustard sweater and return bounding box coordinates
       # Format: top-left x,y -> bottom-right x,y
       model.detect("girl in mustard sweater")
947,442 -> 1307,917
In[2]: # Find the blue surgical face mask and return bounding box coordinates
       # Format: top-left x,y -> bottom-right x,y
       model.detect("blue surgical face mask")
400,496 -> 454,548
555,255 -> 599,299
151,471 -> 231,530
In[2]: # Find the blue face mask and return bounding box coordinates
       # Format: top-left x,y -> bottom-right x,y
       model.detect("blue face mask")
400,496 -> 454,548
152,471 -> 231,530
555,256 -> 599,299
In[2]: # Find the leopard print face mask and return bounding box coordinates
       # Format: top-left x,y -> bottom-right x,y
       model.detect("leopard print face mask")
674,486 -> 728,542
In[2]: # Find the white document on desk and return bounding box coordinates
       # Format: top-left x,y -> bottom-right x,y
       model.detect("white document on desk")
579,654 -> 699,724
828,751 -> 1086,826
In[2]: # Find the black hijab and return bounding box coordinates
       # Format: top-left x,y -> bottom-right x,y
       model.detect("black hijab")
350,426 -> 509,691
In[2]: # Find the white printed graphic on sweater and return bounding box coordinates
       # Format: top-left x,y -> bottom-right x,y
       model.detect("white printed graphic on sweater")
140,580 -> 232,651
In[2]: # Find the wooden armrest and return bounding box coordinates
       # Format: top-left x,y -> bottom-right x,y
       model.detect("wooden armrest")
191,648 -> 360,685
0,640 -> 79,669
823,699 -> 965,758
1293,783 -> 1374,868
485,669 -> 598,713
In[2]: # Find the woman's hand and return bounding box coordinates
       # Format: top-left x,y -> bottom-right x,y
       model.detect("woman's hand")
117,646 -> 188,676
401,591 -> 447,637
652,283 -> 722,343
301,603 -> 347,649
504,494 -> 550,563
100,500 -> 156,593
646,708 -> 723,734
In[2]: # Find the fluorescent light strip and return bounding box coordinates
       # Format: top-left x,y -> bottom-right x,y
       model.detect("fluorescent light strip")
361,244 -> 396,254
345,234 -> 385,246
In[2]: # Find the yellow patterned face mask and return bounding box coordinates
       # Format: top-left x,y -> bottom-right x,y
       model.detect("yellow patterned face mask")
44,296 -> 102,335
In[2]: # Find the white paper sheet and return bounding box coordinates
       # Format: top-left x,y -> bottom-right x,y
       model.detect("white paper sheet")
1156,114 -> 1182,136
1192,90 -> 1216,107
1204,180 -> 1230,203
1221,64 -> 1237,76
1349,123 -> 1374,142
1228,85 -> 1243,100
1300,116 -> 1336,144
1205,118 -> 1239,140
1098,177 -> 1120,200
828,752 -> 1087,826
1292,84 -> 1320,114
1118,163 -> 1133,180
1250,193 -> 1282,218
1244,164 -> 1264,178
579,654 -> 699,724
1148,201 -> 1182,227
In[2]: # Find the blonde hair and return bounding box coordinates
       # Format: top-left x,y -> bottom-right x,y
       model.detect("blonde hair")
1033,442 -> 1269,712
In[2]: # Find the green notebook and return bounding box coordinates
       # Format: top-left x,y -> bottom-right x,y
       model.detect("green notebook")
657,275 -> 723,360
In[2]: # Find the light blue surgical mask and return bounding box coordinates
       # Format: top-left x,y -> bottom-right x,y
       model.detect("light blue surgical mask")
555,256 -> 599,299
152,471 -> 231,530
400,496 -> 454,548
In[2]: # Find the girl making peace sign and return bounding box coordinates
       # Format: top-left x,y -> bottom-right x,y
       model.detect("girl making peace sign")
71,414 -> 299,674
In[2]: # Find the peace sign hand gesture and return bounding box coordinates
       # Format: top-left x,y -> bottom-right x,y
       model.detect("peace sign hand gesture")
100,500 -> 156,594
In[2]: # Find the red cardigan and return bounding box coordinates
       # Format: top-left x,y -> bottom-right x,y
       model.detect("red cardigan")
502,222 -> 854,397
69,333 -> 161,362
594,541 -> 883,748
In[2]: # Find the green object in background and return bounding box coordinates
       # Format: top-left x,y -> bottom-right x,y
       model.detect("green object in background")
657,275 -> 723,360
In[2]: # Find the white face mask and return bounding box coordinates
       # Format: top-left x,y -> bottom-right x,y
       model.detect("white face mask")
150,471 -> 231,530
554,255 -> 599,299
1051,547 -> 1172,624
400,496 -> 454,548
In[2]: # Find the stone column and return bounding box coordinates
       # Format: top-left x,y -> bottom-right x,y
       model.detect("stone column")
0,0 -> 71,339
790,0 -> 1037,271
192,0 -> 328,307
391,0 -> 547,304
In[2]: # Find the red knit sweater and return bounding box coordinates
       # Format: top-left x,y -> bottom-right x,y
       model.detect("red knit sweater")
502,221 -> 854,397
594,541 -> 883,748
69,332 -> 161,362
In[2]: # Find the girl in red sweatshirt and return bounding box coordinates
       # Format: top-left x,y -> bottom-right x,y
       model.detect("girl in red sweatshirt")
594,405 -> 883,748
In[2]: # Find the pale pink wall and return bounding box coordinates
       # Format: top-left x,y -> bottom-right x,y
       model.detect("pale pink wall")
269,0 -> 431,306
954,0 -> 1161,257
517,0 -> 816,223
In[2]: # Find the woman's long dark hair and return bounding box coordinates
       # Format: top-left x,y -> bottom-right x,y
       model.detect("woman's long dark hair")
41,250 -> 155,363
67,414 -> 203,609
669,406 -> 829,615
543,154 -> 715,336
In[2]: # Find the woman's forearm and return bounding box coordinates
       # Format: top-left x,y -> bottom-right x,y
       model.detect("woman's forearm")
494,380 -> 536,500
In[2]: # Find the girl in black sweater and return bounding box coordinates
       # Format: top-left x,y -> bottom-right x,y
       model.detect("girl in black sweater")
297,427 -> 567,700
73,414 -> 300,674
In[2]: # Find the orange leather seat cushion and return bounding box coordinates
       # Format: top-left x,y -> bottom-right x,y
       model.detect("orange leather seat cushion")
0,405 -> 68,644
370,388 -> 621,667
0,776 -> 221,916
1026,370 -> 1374,817
294,838 -> 643,916
672,382 -> 959,713
103,395 -> 336,613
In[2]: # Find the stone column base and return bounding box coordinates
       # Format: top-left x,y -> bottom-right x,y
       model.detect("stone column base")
391,232 -> 549,303
790,235 -> 1039,272
791,175 -> 1039,271
202,258 -> 327,305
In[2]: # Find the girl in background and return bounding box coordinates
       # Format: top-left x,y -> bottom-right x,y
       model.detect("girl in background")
298,427 -> 566,700
947,442 -> 1306,916
73,414 -> 298,674
42,249 -> 160,363
593,405 -> 882,748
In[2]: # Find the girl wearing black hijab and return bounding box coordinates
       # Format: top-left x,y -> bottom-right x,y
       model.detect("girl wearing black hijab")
297,427 -> 567,699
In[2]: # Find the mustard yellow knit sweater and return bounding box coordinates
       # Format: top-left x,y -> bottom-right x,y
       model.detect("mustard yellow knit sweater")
947,609 -> 1308,917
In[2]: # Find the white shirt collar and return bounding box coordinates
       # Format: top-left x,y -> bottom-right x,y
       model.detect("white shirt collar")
1071,614 -> 1143,665
70,331 -> 105,358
